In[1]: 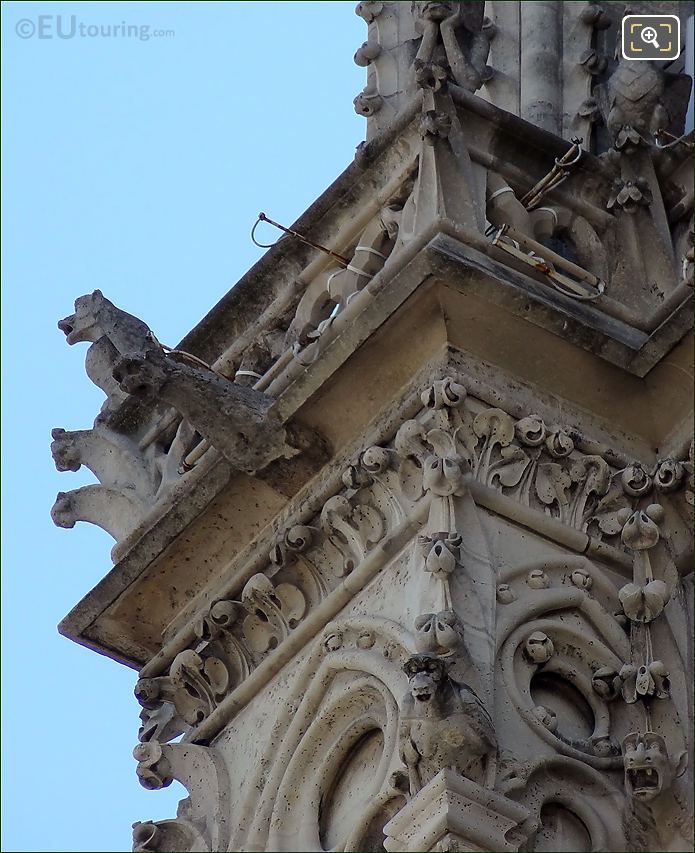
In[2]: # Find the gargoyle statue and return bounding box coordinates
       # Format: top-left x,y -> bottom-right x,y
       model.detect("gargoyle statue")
399,652 -> 496,795
592,52 -> 692,151
58,289 -> 161,418
622,731 -> 690,851
58,290 -> 305,475
411,1 -> 494,93
112,350 -> 293,475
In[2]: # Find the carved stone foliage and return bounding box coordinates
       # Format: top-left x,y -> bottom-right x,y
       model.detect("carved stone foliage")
413,610 -> 463,655
496,565 -> 629,767
387,380 -> 687,543
611,502 -> 689,836
129,372 -> 688,853
320,495 -> 386,576
132,740 -> 231,853
126,372 -> 691,852
352,0 -> 495,126
135,572 -> 312,734
607,177 -> 652,214
491,497 -> 687,849
132,375 -> 687,759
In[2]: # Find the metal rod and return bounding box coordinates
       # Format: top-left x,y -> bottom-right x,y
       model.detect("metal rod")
520,137 -> 583,210
252,212 -> 351,267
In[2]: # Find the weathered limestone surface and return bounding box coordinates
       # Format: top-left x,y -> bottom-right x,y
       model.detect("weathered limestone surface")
53,2 -> 693,851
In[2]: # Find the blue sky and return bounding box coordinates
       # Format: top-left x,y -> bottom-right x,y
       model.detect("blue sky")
1,2 -> 365,850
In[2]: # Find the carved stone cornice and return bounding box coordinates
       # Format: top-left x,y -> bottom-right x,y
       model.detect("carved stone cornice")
134,374 -> 689,747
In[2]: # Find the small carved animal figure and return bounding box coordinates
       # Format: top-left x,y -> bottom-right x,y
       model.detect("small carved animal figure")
399,653 -> 496,795
622,731 -> 690,852
622,731 -> 686,803
594,56 -> 692,149
58,289 -> 162,414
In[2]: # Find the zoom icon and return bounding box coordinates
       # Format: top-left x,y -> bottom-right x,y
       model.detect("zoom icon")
622,15 -> 681,61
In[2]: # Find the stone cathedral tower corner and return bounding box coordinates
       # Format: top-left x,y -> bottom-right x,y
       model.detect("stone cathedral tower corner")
52,2 -> 693,851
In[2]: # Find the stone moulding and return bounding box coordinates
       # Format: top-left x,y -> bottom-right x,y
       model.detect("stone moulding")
134,374 -> 689,748
234,615 -> 414,852
143,499 -> 431,747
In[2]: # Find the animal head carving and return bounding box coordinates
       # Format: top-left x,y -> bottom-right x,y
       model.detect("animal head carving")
50,428 -> 81,472
50,491 -> 76,528
622,731 -> 687,802
58,289 -> 107,344
402,653 -> 450,706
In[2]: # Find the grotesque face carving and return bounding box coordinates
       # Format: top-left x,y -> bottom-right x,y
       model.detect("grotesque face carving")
622,732 -> 675,801
403,653 -> 448,706
618,579 -> 669,624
